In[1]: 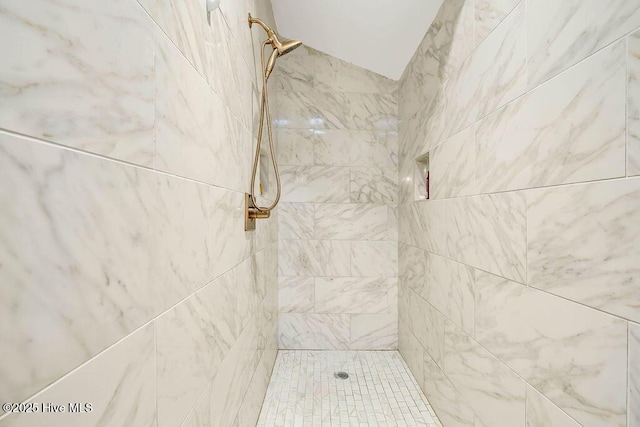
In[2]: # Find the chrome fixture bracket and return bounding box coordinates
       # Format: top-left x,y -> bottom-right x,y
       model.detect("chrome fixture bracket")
245,193 -> 270,231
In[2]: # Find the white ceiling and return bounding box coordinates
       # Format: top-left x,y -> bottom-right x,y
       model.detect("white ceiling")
270,0 -> 444,80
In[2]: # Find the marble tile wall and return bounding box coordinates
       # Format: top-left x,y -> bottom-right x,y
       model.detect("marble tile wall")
275,46 -> 399,350
0,0 -> 279,426
398,1 -> 640,426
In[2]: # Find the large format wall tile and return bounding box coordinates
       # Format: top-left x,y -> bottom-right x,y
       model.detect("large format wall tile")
443,322 -> 526,427
527,0 -> 640,87
0,0 -> 154,166
276,91 -> 398,131
315,277 -> 394,314
475,271 -> 627,427
279,313 -> 350,349
631,323 -> 640,427
0,132 -> 255,404
430,126 -> 475,199
475,41 -> 626,193
630,29 -> 640,177
281,166 -> 350,203
155,29 -> 243,190
278,203 -> 314,240
156,269 -> 239,427
277,129 -> 315,166
423,252 -> 474,336
527,177 -> 640,322
276,47 -> 398,350
475,0 -> 522,46
185,311 -> 265,427
278,276 -> 314,313
421,352 -> 476,427
351,314 -> 398,350
424,193 -> 526,282
444,2 -> 526,136
276,47 -> 396,94
525,386 -> 581,427
314,129 -> 398,168
351,241 -> 398,278
350,167 -> 398,203
0,325 -> 156,427
409,291 -> 446,366
278,239 -> 350,277
314,203 -> 390,240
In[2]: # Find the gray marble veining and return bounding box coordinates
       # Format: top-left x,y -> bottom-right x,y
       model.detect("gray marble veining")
527,177 -> 640,323
525,386 -> 581,427
527,0 -> 640,87
0,326 -> 156,427
475,271 -> 627,427
0,0 -> 154,165
475,41 -> 626,193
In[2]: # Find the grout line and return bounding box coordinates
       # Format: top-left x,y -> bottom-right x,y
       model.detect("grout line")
0,128 -> 250,195
399,241 -> 638,325
4,244 -> 277,414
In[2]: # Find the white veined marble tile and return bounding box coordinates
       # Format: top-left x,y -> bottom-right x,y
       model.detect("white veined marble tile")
630,323 -> 640,427
312,51 -> 397,94
527,0 -> 640,87
398,319 -> 425,385
432,0 -> 475,82
279,314 -> 351,350
420,351 -> 476,427
280,166 -> 350,203
278,203 -> 315,240
423,252 -> 475,336
277,129 -> 316,166
443,322 -> 526,427
184,312 -> 266,427
399,243 -> 428,295
629,29 -> 640,177
525,386 -> 581,427
417,193 -> 526,282
0,131 -> 255,405
0,326 -> 156,427
155,28 -> 243,191
279,276 -> 315,313
351,241 -> 398,278
430,125 -> 475,199
236,348 -> 279,427
257,351 -> 441,426
526,177 -> 640,323
408,291 -> 446,367
315,203 -> 390,241
278,240 -> 351,277
350,314 -> 398,350
444,1 -> 526,137
0,0 -> 154,165
475,40 -> 626,193
475,271 -> 627,427
155,270 -> 239,427
276,91 -> 398,131
349,167 -> 398,203
475,0 -> 522,46
311,129 -> 399,168
315,277 -> 394,314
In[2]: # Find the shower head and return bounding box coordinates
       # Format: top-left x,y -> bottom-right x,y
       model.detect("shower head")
248,13 -> 302,79
271,33 -> 302,56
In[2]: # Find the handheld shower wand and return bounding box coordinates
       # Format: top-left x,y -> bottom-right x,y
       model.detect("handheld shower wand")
245,14 -> 302,231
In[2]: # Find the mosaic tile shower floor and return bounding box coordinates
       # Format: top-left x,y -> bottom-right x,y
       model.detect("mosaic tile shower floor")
257,350 -> 442,427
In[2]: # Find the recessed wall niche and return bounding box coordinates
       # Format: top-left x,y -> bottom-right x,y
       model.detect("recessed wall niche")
414,153 -> 430,201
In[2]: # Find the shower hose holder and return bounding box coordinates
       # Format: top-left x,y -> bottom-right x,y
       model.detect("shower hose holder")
245,193 -> 270,231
